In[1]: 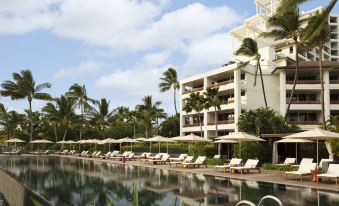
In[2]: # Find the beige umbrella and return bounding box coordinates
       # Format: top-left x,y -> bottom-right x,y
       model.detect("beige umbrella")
30,139 -> 54,150
99,138 -> 118,151
171,133 -> 211,153
217,132 -> 265,158
135,137 -> 147,141
283,128 -> 339,165
145,136 -> 176,153
117,137 -> 138,151
5,138 -> 25,148
274,139 -> 314,163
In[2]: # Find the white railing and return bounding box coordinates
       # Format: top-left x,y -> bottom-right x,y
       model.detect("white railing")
235,195 -> 283,206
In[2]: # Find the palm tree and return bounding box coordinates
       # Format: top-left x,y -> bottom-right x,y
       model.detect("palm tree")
234,38 -> 267,108
204,88 -> 222,138
302,0 -> 337,129
0,103 -> 25,139
183,92 -> 206,137
66,83 -> 96,141
154,106 -> 167,135
90,98 -> 114,137
42,102 -> 60,142
0,69 -> 52,143
136,95 -> 162,138
159,68 -> 180,115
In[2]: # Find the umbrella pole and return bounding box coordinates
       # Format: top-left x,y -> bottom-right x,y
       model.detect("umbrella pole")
228,143 -> 230,160
317,139 -> 319,167
159,142 -> 160,153
296,143 -> 298,163
167,142 -> 168,154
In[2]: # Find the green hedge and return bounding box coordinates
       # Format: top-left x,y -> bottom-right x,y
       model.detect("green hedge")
262,163 -> 297,171
232,142 -> 268,163
205,158 -> 224,165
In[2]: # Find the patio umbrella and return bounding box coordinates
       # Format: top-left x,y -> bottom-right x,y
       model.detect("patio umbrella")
117,137 -> 138,152
171,133 -> 211,153
145,136 -> 176,153
5,138 -> 25,148
217,132 -> 265,158
81,139 -> 97,151
99,138 -> 118,152
135,137 -> 147,141
283,128 -> 339,166
213,139 -> 237,159
30,139 -> 54,150
274,139 -> 314,163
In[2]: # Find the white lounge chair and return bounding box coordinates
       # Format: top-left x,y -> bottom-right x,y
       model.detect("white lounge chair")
230,159 -> 260,174
181,156 -> 207,168
215,158 -> 242,173
292,158 -> 313,167
317,164 -> 339,185
169,154 -> 188,162
285,162 -> 317,182
276,157 -> 296,166
170,156 -> 193,167
213,155 -> 221,159
125,153 -> 135,161
147,154 -> 170,164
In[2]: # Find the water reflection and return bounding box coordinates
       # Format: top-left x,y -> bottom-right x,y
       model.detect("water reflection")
0,156 -> 338,206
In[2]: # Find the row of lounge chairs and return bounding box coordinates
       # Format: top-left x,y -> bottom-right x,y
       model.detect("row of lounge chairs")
30,150 -> 50,155
2,149 -> 21,155
215,158 -> 260,174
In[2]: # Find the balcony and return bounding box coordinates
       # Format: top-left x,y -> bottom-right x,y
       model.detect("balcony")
207,120 -> 234,125
330,100 -> 339,104
290,100 -> 320,104
330,80 -> 339,84
183,123 -> 201,128
207,79 -> 234,89
286,80 -> 321,84
182,87 -> 203,94
287,121 -> 320,125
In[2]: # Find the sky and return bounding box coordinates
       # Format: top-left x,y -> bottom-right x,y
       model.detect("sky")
0,0 -> 338,115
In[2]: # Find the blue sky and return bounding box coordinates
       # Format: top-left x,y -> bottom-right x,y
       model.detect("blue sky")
0,0 -> 338,115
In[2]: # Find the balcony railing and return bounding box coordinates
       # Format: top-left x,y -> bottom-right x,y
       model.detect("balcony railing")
286,80 -> 321,84
183,87 -> 203,94
183,123 -> 201,127
289,100 -> 320,104
207,79 -> 234,89
330,80 -> 339,84
207,120 -> 234,125
287,121 -> 320,125
330,100 -> 339,104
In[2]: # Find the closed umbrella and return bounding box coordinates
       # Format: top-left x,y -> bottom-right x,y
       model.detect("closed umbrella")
217,132 -> 265,158
274,139 -> 314,163
171,133 -> 211,153
283,128 -> 339,166
145,136 -> 176,153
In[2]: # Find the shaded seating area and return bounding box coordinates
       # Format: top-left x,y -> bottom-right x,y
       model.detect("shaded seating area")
215,158 -> 242,173
285,162 -> 317,182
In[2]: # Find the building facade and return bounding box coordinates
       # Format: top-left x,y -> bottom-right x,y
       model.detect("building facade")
180,0 -> 339,139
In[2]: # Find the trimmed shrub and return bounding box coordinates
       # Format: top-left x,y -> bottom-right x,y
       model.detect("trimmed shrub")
232,142 -> 268,163
189,143 -> 215,157
262,163 -> 297,171
205,158 -> 224,165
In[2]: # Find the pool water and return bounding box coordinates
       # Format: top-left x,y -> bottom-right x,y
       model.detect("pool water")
0,156 -> 338,206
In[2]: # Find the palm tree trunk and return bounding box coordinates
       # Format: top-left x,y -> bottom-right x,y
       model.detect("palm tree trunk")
174,88 -> 178,115
198,113 -> 203,137
54,124 -> 58,142
319,49 -> 326,129
214,107 -> 218,138
62,127 -> 68,150
285,42 -> 299,121
145,120 -> 149,138
29,100 -> 33,150
258,62 -> 268,108
80,104 -> 83,141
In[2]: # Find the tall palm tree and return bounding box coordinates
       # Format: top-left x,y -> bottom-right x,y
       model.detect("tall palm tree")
0,103 -> 25,139
204,88 -> 222,138
302,0 -> 337,129
154,106 -> 167,135
159,68 -> 180,115
42,102 -> 60,142
0,69 -> 52,143
136,95 -> 162,138
235,38 -> 268,108
66,83 -> 96,141
90,98 -> 114,136
183,92 -> 206,137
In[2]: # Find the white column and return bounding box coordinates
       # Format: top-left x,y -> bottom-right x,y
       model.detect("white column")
179,84 -> 184,136
279,71 -> 287,116
234,69 -> 241,132
203,77 -> 208,139
324,70 -> 331,122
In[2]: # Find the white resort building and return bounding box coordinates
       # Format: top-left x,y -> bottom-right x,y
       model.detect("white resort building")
179,0 -> 339,139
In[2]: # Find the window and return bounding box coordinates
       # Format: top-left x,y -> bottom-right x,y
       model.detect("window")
241,73 -> 245,80
290,46 -> 294,54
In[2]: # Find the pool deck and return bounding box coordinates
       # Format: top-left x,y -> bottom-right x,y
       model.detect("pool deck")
2,154 -> 339,192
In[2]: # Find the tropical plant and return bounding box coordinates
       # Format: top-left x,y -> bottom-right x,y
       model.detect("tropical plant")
0,69 -> 52,143
89,98 -> 114,136
183,92 -> 206,137
136,96 -> 162,138
159,115 -> 180,137
302,0 -> 337,129
159,67 -> 180,115
235,38 -> 267,108
0,103 -> 25,139
204,88 -> 222,137
42,102 -> 60,142
66,83 -> 96,141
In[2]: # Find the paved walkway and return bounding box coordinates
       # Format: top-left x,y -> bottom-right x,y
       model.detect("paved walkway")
50,154 -> 339,192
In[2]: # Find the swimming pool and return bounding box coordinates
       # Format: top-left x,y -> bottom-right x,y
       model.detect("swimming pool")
0,156 -> 338,206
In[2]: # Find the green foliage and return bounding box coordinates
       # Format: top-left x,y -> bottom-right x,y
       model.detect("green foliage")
238,107 -> 300,136
132,184 -> 138,206
159,115 -> 180,137
232,142 -> 267,163
30,196 -> 43,206
262,163 -> 297,171
189,143 -> 215,157
205,158 -> 224,165
121,143 -> 188,154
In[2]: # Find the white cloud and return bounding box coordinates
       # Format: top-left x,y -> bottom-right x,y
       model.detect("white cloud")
183,33 -> 235,70
53,60 -> 102,80
142,50 -> 171,66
